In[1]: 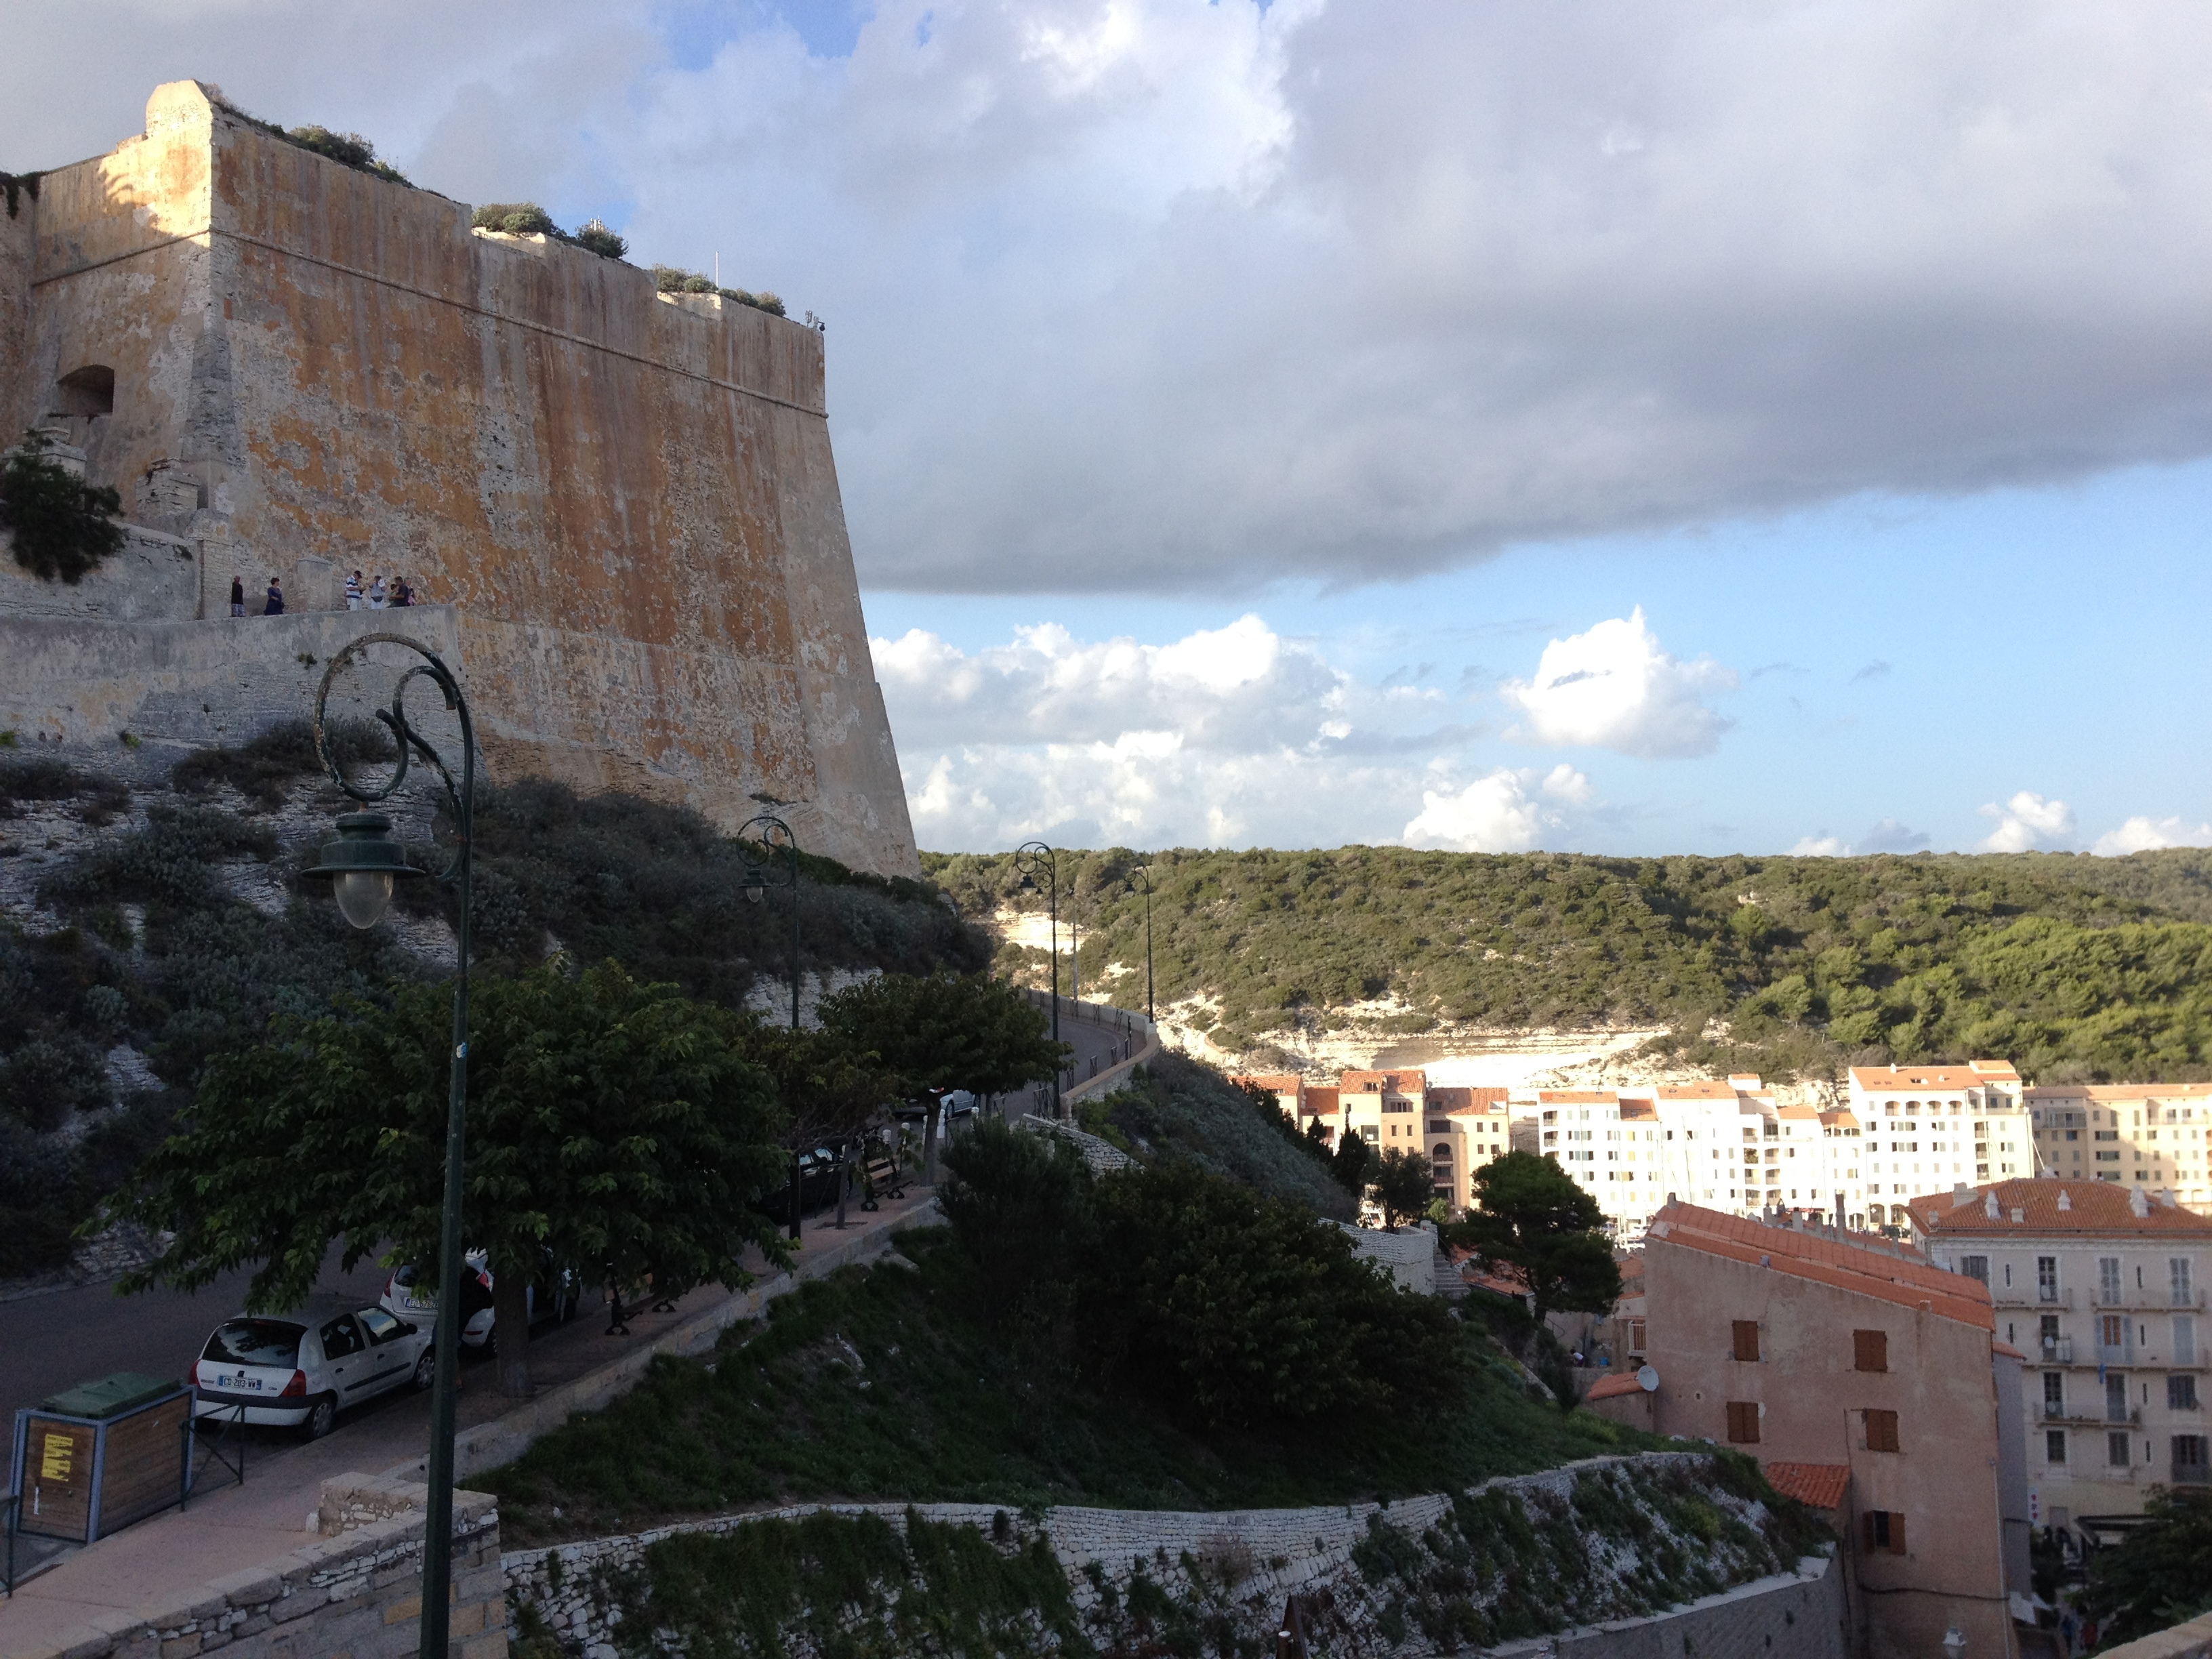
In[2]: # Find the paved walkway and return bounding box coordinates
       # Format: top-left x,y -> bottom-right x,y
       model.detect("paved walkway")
0,1190 -> 939,1656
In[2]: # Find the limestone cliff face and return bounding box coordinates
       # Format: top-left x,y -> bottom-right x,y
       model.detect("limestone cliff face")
0,81 -> 918,877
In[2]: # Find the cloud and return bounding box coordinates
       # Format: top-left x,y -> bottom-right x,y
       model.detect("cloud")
1978,792 -> 2076,853
2091,815 -> 2212,857
1860,817 -> 1931,855
1403,768 -> 1589,853
6,3 -> 2207,595
1788,817 -> 1929,857
1849,661 -> 1893,684
1498,609 -> 1735,758
876,614 -> 1607,848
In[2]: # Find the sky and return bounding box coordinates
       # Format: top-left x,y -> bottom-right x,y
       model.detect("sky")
5,2 -> 2208,857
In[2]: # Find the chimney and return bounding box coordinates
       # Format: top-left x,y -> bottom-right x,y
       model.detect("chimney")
2057,1189 -> 2072,1212
2130,1185 -> 2152,1219
1985,1190 -> 2001,1221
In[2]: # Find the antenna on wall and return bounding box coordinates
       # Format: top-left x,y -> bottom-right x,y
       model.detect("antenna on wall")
714,251 -> 720,287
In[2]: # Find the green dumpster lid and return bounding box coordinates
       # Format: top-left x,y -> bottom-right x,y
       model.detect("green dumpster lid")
39,1371 -> 181,1420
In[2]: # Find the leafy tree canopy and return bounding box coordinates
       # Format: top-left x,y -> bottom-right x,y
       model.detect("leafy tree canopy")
926,844 -> 2212,1083
2078,1486 -> 2212,1643
1370,1145 -> 1435,1231
1453,1150 -> 1622,1322
2,430 -> 125,583
819,970 -> 1067,1101
108,959 -> 790,1393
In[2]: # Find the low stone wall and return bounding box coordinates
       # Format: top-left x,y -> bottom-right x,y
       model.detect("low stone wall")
0,605 -> 465,750
7,1477 -> 506,1659
2102,1613 -> 2212,1659
503,1451 -> 1835,1658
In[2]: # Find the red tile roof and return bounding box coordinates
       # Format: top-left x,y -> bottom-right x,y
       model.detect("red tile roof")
1300,1087 -> 1340,1115
1657,1082 -> 1740,1101
1850,1064 -> 2003,1090
1906,1179 -> 2212,1239
1586,1372 -> 1649,1402
1764,1462 -> 1850,1511
1428,1086 -> 1509,1113
1993,1340 -> 2026,1360
1340,1069 -> 1427,1092
1540,1090 -> 1618,1105
1647,1203 -> 1990,1330
1231,1074 -> 1304,1097
2024,1082 -> 2212,1101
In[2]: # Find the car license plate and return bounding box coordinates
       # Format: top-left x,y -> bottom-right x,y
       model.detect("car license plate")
215,1374 -> 263,1391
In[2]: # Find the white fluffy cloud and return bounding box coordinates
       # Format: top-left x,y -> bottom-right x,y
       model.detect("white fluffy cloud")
1498,610 -> 1735,758
5,3 -> 2207,593
1404,765 -> 1592,853
1978,792 -> 2076,853
1789,818 -> 1931,857
2091,815 -> 2212,857
876,616 -> 1607,848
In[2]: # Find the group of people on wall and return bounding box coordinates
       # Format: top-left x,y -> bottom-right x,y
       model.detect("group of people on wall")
226,569 -> 418,617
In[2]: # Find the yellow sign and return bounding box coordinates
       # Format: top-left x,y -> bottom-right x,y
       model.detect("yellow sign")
40,1432 -> 74,1483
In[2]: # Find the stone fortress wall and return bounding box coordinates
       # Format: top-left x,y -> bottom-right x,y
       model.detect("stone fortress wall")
0,81 -> 917,876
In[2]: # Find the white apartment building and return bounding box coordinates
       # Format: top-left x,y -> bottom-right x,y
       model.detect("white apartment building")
1910,1178 -> 2212,1525
1847,1062 -> 2032,1229
2025,1083 -> 2212,1208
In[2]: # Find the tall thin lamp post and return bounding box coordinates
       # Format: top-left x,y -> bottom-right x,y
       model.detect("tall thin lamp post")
301,635 -> 473,1659
1013,840 -> 1060,1119
739,815 -> 804,1238
1127,865 -> 1154,1025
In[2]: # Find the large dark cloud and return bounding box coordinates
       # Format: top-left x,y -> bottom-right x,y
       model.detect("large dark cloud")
7,1 -> 2207,597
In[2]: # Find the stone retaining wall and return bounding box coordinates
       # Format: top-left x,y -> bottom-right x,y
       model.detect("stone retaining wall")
502,1451 -> 1837,1658
7,1478 -> 506,1659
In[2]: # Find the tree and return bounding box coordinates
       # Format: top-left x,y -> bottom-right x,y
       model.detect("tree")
1450,1151 -> 1622,1324
1329,1129 -> 1372,1198
819,971 -> 1067,1179
2,430 -> 125,583
937,1118 -> 1095,1333
2078,1486 -> 2212,1643
738,1023 -> 895,1217
1369,1147 -> 1435,1231
110,960 -> 790,1396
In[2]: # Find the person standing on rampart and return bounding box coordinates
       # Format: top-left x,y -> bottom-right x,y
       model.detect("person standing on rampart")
345,570 -> 363,609
264,577 -> 284,616
368,575 -> 387,609
228,575 -> 245,617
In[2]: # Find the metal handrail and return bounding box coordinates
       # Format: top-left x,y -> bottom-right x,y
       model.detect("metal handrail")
3,1486 -> 17,1598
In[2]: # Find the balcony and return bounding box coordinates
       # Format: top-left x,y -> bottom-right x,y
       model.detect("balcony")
2175,1464 -> 2212,1485
2040,1338 -> 2075,1364
2095,1343 -> 2137,1368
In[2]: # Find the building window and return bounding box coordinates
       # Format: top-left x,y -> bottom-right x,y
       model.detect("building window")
1864,1409 -> 1901,1453
1852,1329 -> 1888,1372
2109,1431 -> 2133,1467
2175,1258 -> 2196,1307
2100,1258 -> 2123,1303
1732,1321 -> 1762,1362
2039,1258 -> 2059,1301
2176,1435 -> 2211,1483
2171,1375 -> 2200,1412
2046,1429 -> 2067,1463
2179,1317 -> 2199,1366
1626,1318 -> 1647,1354
1725,1401 -> 1760,1443
1959,1255 -> 1989,1285
2045,1372 -> 2064,1412
1862,1511 -> 1906,1555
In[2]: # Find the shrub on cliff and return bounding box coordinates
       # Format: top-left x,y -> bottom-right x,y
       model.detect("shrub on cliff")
473,203 -> 628,260
1,430 -> 125,583
649,264 -> 787,316
211,100 -> 411,186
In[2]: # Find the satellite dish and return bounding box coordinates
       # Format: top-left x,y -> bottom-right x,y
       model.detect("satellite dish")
1637,1365 -> 1660,1393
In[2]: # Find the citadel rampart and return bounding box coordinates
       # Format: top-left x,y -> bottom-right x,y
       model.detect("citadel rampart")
0,81 -> 916,876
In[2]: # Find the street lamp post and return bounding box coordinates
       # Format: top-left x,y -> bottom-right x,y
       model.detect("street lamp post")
300,635 -> 472,1659
1126,865 -> 1154,1025
737,813 -> 802,1032
1013,840 -> 1061,1120
738,815 -> 805,1240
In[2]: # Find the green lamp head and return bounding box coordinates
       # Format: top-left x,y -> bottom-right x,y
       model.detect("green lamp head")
303,811 -> 426,928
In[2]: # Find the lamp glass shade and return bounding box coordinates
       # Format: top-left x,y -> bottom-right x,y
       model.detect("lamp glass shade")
335,869 -> 395,929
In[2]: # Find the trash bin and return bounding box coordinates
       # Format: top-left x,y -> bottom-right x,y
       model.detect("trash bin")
10,1372 -> 192,1544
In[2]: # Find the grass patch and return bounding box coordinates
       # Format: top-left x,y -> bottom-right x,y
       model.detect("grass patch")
480,1227 -> 1650,1547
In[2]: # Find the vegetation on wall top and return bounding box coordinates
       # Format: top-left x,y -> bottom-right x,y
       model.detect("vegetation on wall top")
214,101 -> 412,186
928,844 -> 2212,1084
650,263 -> 787,318
471,201 -> 628,261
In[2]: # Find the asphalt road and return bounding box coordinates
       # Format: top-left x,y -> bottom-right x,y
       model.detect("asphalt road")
0,1002 -> 1145,1433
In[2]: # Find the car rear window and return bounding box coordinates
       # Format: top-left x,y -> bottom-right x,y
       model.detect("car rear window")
203,1319 -> 304,1368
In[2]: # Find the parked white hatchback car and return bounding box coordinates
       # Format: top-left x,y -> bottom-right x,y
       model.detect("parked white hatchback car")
380,1250 -> 579,1349
191,1296 -> 433,1438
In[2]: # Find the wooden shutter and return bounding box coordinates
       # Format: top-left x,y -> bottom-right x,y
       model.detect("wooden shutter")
1732,1320 -> 1761,1361
1725,1401 -> 1760,1443
1865,1409 -> 1900,1453
1889,1513 -> 1906,1555
1862,1511 -> 1904,1555
1853,1329 -> 1887,1372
